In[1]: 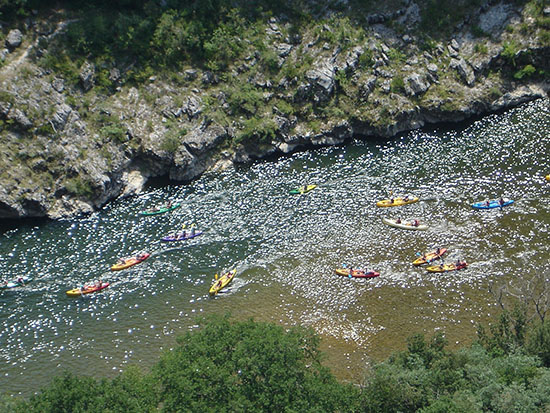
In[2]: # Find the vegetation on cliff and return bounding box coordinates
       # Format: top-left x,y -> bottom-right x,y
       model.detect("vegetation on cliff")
0,0 -> 548,218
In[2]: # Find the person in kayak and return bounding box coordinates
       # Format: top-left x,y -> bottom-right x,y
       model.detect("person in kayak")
404,195 -> 410,202
17,277 -> 24,285
413,219 -> 419,227
499,197 -> 505,206
396,217 -> 401,224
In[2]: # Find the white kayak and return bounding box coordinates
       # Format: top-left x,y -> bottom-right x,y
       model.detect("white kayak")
382,217 -> 428,231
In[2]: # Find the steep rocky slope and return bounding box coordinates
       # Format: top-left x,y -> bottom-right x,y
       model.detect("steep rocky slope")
0,0 -> 548,219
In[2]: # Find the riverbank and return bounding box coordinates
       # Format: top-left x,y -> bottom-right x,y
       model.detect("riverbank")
0,0 -> 548,219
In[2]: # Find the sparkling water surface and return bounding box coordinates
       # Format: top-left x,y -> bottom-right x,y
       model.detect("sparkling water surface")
1,99 -> 549,395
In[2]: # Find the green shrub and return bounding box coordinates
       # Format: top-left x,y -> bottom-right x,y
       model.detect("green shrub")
514,64 -> 537,79
390,75 -> 405,93
359,49 -> 374,68
474,43 -> 488,54
387,48 -> 406,64
501,40 -> 520,66
235,117 -> 277,146
35,123 -> 55,136
64,176 -> 94,198
161,128 -> 187,153
226,83 -> 263,115
100,124 -> 127,143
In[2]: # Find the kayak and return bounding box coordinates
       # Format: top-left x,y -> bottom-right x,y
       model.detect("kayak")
334,268 -> 380,279
289,185 -> 317,195
209,269 -> 237,295
111,253 -> 151,271
546,174 -> 549,181
1,275 -> 33,289
376,197 -> 419,207
161,231 -> 203,242
426,262 -> 468,273
472,199 -> 514,209
413,248 -> 448,266
382,217 -> 428,230
139,203 -> 181,216
66,282 -> 110,297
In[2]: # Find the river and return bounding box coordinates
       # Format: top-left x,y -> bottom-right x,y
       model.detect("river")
1,99 -> 549,396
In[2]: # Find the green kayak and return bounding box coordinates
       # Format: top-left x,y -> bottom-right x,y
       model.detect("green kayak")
139,202 -> 181,216
289,184 -> 317,195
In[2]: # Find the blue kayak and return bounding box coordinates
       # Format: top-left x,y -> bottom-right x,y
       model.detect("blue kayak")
472,199 -> 514,209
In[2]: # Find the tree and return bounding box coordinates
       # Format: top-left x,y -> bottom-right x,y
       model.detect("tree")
154,314 -> 358,412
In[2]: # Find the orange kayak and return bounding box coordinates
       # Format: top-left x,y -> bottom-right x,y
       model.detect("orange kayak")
66,282 -> 110,297
111,253 -> 150,271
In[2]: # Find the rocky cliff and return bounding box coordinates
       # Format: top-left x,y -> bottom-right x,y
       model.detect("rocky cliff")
0,1 -> 548,219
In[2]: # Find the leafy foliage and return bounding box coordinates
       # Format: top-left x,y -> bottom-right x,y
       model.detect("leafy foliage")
154,314 -> 357,412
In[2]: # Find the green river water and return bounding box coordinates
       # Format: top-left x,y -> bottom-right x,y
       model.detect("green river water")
1,99 -> 549,396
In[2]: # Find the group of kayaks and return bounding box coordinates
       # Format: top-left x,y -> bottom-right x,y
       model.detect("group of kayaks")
4,177 -> 543,295
371,192 -> 520,275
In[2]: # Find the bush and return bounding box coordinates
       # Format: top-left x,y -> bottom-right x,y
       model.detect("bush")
154,314 -> 358,412
226,83 -> 263,116
501,40 -> 520,66
514,64 -> 537,79
100,123 -> 127,143
235,117 -> 278,146
64,176 -> 94,198
390,75 -> 405,93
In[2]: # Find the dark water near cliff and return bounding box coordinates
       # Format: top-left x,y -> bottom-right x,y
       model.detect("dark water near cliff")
1,99 -> 549,396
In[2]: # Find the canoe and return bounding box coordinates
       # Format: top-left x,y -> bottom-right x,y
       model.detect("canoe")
382,217 -> 428,230
413,248 -> 448,266
209,269 -> 237,295
471,199 -> 514,209
111,253 -> 151,271
66,282 -> 110,297
139,202 -> 181,216
376,197 -> 419,207
1,275 -> 33,289
289,184 -> 317,195
426,262 -> 468,273
334,268 -> 380,279
161,231 -> 203,242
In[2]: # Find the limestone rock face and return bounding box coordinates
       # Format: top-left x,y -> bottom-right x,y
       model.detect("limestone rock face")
5,29 -> 23,49
450,57 -> 475,86
0,2 -> 547,220
79,62 -> 95,92
405,73 -> 430,96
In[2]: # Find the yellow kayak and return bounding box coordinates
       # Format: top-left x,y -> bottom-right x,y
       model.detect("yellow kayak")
426,262 -> 468,273
376,197 -> 419,207
546,174 -> 550,181
110,253 -> 150,271
290,184 -> 317,195
209,269 -> 237,295
413,248 -> 447,266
